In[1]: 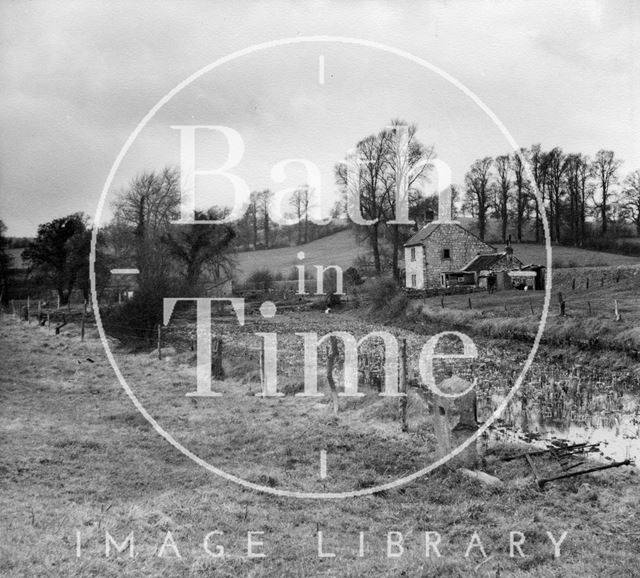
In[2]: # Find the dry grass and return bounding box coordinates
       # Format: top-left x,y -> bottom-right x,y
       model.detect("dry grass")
1,315 -> 639,577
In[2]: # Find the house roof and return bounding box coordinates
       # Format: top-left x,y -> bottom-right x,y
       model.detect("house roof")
463,252 -> 524,272
404,222 -> 441,246
404,221 -> 497,250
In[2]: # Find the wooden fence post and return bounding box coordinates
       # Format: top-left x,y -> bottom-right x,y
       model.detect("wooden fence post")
399,338 -> 408,432
529,300 -> 534,316
326,336 -> 339,417
586,278 -> 589,290
468,297 -> 472,310
614,300 -> 621,322
440,295 -> 445,309
157,324 -> 162,359
212,337 -> 224,380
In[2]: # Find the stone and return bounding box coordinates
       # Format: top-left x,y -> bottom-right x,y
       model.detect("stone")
432,375 -> 479,467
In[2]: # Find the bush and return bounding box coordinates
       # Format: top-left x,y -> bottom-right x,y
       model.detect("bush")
103,278 -> 181,345
363,276 -> 408,319
246,268 -> 275,291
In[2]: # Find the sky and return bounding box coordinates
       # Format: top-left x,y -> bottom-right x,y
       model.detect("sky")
1,0 -> 638,237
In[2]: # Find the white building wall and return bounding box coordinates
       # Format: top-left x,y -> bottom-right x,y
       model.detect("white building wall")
404,245 -> 425,289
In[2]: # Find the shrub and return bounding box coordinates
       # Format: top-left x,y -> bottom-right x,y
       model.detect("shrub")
363,276 -> 407,319
102,277 -> 182,345
246,268 -> 275,291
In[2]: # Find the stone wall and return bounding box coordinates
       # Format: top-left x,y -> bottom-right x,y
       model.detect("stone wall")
423,224 -> 493,288
404,245 -> 425,288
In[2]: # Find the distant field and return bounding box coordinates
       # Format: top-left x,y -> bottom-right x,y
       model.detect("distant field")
234,230 -> 366,279
234,230 -> 640,280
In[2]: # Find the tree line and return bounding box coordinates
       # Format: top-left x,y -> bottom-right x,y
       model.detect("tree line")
462,147 -> 640,245
2,120 -> 640,314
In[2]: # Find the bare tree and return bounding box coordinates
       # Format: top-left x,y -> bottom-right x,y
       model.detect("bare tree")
335,130 -> 392,274
545,147 -> 568,243
565,154 -> 593,246
528,145 -> 550,243
335,121 -> 433,278
512,149 -> 530,243
493,154 -> 512,243
290,186 -> 310,244
621,169 -> 640,235
112,167 -> 180,283
248,190 -> 273,249
592,150 -> 622,235
464,157 -> 493,241
383,121 -> 433,281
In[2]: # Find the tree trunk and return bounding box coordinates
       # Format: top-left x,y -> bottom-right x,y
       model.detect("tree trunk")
370,224 -> 381,273
391,224 -> 400,282
478,208 -> 486,241
601,192 -> 607,234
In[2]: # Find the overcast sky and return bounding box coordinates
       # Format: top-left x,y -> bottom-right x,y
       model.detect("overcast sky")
1,0 -> 638,236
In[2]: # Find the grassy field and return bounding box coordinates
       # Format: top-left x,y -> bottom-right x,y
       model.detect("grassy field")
1,314 -> 639,577
234,230 -> 640,280
409,264 -> 640,356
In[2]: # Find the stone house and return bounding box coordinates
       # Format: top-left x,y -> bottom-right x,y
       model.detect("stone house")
404,189 -> 496,290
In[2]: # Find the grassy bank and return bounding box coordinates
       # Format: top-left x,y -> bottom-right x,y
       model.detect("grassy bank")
1,315 -> 639,577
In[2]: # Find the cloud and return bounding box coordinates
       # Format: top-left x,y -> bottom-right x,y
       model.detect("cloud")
0,0 -> 638,235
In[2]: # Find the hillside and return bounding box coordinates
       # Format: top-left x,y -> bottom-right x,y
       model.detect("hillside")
234,229 -> 640,280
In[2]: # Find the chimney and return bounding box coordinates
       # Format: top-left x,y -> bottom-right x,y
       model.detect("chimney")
437,186 -> 452,222
505,234 -> 513,255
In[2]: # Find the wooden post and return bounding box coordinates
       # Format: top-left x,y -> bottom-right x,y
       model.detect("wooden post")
212,336 -> 224,380
587,301 -> 592,317
586,278 -> 589,290
259,348 -> 264,391
326,336 -> 339,417
572,278 -> 575,290
157,324 -> 162,359
468,297 -> 472,310
558,292 -> 565,316
399,338 -> 408,432
529,300 -> 534,315
614,299 -> 621,322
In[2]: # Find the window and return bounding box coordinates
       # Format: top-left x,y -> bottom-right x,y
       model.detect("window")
410,247 -> 416,261
442,248 -> 451,259
411,274 -> 417,287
